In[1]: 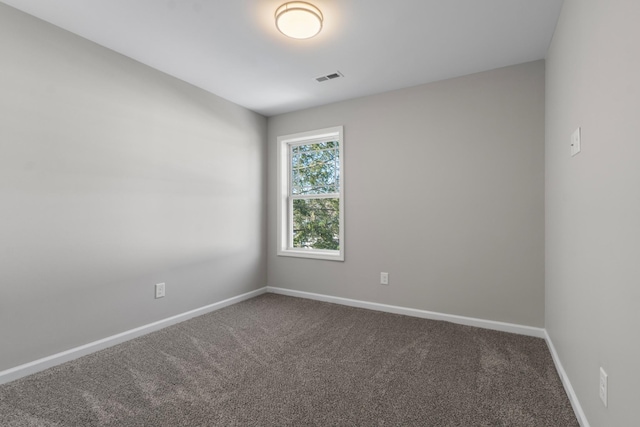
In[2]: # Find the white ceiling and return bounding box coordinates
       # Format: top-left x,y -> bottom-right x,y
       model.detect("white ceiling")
2,0 -> 564,116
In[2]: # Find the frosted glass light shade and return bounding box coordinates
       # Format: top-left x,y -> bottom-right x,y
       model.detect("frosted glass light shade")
275,2 -> 323,39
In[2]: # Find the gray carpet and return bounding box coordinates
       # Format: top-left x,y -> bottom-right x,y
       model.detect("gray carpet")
0,294 -> 578,426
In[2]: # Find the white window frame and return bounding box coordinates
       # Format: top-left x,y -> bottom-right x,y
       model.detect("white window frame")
277,126 -> 344,261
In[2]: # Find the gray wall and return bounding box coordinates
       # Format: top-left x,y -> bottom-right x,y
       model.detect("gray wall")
268,61 -> 545,327
0,4 -> 266,371
546,1 -> 640,425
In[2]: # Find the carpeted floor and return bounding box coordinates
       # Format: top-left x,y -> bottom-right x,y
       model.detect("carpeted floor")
0,294 -> 578,426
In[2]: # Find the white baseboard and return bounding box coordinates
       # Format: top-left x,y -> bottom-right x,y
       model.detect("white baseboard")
266,286 -> 546,338
0,287 -> 267,385
544,331 -> 590,427
0,285 -> 587,427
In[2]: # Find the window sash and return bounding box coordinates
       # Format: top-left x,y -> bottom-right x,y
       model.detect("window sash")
287,196 -> 340,251
287,140 -> 340,251
289,143 -> 340,196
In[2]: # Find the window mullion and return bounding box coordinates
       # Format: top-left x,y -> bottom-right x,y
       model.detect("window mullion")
291,193 -> 339,200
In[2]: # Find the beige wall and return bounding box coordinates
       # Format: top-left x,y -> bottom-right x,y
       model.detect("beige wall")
268,61 -> 545,327
0,4 -> 267,371
546,0 -> 640,425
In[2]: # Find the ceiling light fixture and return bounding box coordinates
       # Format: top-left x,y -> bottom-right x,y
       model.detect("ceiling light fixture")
275,2 -> 323,40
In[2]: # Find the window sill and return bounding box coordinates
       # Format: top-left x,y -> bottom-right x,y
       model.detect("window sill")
277,249 -> 344,262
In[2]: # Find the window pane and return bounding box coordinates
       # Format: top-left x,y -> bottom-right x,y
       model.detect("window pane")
291,142 -> 340,195
292,198 -> 340,250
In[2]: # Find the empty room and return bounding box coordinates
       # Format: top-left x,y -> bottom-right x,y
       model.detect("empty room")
0,1 -> 637,426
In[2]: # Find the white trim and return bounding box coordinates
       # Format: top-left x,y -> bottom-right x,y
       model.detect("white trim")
277,126 -> 345,261
266,286 -> 545,338
291,193 -> 339,200
279,129 -> 340,145
544,331 -> 591,427
0,287 -> 267,385
277,248 -> 343,261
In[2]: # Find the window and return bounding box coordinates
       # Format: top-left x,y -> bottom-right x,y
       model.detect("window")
277,126 -> 344,261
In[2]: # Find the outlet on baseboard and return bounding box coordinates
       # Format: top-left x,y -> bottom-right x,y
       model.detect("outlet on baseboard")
155,283 -> 166,299
599,367 -> 608,407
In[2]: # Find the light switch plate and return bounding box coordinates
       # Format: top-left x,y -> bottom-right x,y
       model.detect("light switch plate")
599,367 -> 608,407
571,127 -> 581,156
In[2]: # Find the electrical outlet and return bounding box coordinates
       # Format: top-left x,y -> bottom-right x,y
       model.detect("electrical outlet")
599,367 -> 608,407
155,283 -> 166,299
380,272 -> 389,285
571,127 -> 581,156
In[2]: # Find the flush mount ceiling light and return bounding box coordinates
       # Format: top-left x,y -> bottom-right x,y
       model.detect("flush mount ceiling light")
275,2 -> 323,40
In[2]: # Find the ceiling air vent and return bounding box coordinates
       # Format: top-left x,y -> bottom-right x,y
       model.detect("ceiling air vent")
315,71 -> 344,83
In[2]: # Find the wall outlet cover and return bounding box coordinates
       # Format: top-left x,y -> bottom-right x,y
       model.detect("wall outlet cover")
155,283 -> 166,299
380,272 -> 389,285
571,127 -> 581,156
